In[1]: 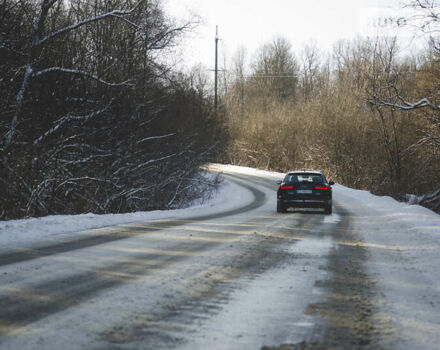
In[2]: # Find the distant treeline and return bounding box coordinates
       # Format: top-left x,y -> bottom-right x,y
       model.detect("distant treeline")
222,1 -> 440,212
0,0 -> 225,220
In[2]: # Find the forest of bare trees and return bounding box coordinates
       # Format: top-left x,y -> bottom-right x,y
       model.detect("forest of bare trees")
223,0 -> 440,212
0,0 -> 224,220
1,0 -> 439,220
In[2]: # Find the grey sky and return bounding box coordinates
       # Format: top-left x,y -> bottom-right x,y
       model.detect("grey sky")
164,0 -> 421,69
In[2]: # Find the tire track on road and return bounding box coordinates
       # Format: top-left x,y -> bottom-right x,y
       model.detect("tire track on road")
0,178 -> 265,267
0,177 -> 270,336
0,241 -> 218,337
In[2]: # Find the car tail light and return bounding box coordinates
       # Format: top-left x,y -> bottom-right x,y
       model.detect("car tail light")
315,185 -> 328,190
280,185 -> 293,190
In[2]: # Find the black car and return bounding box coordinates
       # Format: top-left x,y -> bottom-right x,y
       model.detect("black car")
277,171 -> 334,214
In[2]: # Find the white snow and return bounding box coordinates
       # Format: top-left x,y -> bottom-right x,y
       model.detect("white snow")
210,163 -> 440,232
208,164 -> 440,349
3,163 -> 439,271
332,185 -> 440,350
180,237 -> 333,350
1,163 -> 440,349
0,176 -> 253,253
323,212 -> 342,224
206,163 -> 285,180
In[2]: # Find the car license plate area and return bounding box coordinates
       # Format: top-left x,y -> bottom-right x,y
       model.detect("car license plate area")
296,190 -> 312,194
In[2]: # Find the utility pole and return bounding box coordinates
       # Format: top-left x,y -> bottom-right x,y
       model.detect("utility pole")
214,25 -> 219,114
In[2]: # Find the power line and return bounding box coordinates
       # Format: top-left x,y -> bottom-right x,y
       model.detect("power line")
250,74 -> 298,78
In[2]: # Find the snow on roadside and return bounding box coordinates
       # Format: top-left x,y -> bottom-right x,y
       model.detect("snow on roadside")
334,183 -> 440,219
333,183 -> 440,238
212,164 -> 440,349
205,163 -> 285,180
2,162 -> 439,256
0,176 -> 253,252
1,163 -> 439,349
332,184 -> 440,350
209,163 -> 440,234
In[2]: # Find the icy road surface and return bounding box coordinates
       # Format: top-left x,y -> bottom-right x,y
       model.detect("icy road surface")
0,164 -> 439,349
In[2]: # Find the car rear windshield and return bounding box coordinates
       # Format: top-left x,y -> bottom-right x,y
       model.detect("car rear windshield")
284,173 -> 324,184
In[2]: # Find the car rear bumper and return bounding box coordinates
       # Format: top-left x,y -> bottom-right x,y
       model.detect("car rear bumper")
279,198 -> 331,209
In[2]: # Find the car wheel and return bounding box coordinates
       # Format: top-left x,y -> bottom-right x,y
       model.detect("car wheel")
324,205 -> 332,215
277,201 -> 286,213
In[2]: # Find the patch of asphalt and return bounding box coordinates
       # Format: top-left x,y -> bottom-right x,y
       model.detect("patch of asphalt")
0,240 -> 217,337
0,213 -> 288,339
261,342 -> 325,350
97,228 -> 294,349
263,204 -> 391,350
0,178 -> 266,267
0,177 -> 269,337
95,208 -> 335,349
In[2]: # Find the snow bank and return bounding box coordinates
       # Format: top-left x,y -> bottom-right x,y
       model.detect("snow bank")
334,184 -> 438,217
0,178 -> 253,252
2,163 -> 438,253
334,183 -> 440,235
205,163 -> 285,180
210,163 -> 439,221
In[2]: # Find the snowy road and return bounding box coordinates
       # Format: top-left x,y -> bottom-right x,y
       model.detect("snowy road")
0,165 -> 439,349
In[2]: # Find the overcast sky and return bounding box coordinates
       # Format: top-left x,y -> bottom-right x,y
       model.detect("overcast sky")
164,0 -> 422,70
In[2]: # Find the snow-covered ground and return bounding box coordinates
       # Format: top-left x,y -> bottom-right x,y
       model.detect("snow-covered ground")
0,175 -> 253,253
209,163 -> 440,235
205,163 -> 285,180
208,164 -> 440,349
2,163 -> 439,264
333,184 -> 440,350
1,164 -> 439,349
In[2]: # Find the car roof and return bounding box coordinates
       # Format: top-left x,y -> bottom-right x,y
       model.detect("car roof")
286,170 -> 323,175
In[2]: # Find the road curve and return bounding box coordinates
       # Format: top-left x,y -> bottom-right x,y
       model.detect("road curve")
0,179 -> 265,267
0,171 -> 388,350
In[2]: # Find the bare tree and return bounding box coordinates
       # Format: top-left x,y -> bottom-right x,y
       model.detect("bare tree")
250,37 -> 299,100
300,41 -> 321,100
0,0 -> 220,219
366,1 -> 440,208
3,0 -> 143,153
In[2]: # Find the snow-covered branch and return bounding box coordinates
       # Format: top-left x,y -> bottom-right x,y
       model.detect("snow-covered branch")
60,154 -> 113,166
112,15 -> 144,31
4,64 -> 34,149
54,177 -> 113,192
34,104 -> 111,145
131,153 -> 179,172
33,67 -> 134,87
34,4 -> 143,48
137,133 -> 176,144
369,95 -> 440,111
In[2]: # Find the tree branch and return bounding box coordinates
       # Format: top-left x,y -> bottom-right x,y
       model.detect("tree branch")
137,133 -> 176,144
368,95 -> 440,111
33,103 -> 112,145
34,4 -> 144,48
33,67 -> 134,87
